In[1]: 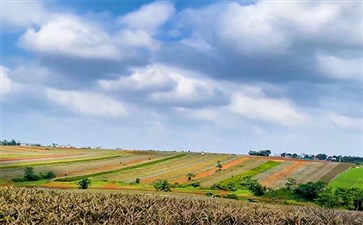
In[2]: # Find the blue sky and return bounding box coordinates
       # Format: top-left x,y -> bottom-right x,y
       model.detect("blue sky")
1,0 -> 362,156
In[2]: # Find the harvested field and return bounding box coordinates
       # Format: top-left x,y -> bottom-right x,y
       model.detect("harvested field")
321,163 -> 353,183
260,161 -> 308,188
198,158 -> 268,187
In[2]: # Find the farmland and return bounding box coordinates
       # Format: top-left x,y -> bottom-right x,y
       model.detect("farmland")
0,146 -> 362,210
1,187 -> 362,224
330,167 -> 363,189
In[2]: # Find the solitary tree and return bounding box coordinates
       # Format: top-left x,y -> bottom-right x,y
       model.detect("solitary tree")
216,161 -> 223,172
285,177 -> 297,190
78,178 -> 91,189
186,173 -> 196,181
153,179 -> 171,192
24,167 -> 39,181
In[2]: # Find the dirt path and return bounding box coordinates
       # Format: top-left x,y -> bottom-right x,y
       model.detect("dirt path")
260,161 -> 308,187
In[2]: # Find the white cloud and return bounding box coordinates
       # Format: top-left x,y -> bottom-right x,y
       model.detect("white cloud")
99,66 -> 176,92
329,113 -> 363,130
116,29 -> 158,50
0,66 -> 22,97
317,54 -> 363,80
46,89 -> 127,117
19,15 -> 121,60
1,1 -> 49,30
118,1 -> 175,34
174,107 -> 218,121
99,64 -> 226,107
180,1 -> 362,55
229,94 -> 308,126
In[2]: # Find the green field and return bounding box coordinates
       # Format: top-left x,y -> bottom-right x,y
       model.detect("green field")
329,167 -> 363,189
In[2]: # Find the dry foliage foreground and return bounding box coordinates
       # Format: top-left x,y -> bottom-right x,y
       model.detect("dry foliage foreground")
0,187 -> 362,225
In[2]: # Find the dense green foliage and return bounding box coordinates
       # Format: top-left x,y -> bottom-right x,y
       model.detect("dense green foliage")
12,167 -> 56,182
78,178 -> 91,189
248,150 -> 271,156
153,179 -> 171,192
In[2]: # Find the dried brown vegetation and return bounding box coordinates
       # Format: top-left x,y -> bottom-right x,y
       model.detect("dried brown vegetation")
0,187 -> 362,225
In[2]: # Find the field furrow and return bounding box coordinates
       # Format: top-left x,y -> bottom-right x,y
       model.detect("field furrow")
260,161 -> 308,188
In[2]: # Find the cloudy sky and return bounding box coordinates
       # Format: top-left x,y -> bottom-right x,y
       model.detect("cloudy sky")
1,0 -> 362,156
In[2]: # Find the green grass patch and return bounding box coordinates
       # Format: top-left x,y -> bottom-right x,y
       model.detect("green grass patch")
56,153 -> 188,182
219,161 -> 281,187
329,167 -> 363,189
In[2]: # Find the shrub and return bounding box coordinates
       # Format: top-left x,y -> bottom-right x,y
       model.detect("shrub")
224,193 -> 238,200
294,181 -> 326,201
78,178 -> 91,189
24,167 -> 39,181
135,178 -> 140,184
40,171 -> 56,179
153,179 -> 171,192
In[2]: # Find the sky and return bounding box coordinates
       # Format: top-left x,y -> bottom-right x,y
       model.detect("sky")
1,0 -> 362,156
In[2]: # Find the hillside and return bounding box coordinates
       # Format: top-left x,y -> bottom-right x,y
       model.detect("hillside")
0,146 -> 357,190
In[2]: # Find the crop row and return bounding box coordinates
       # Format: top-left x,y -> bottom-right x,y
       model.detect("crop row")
1,187 -> 362,225
56,153 -> 188,181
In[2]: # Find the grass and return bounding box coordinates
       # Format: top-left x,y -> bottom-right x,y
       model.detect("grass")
219,161 -> 281,186
56,153 -> 188,181
12,179 -> 50,186
329,167 -> 363,189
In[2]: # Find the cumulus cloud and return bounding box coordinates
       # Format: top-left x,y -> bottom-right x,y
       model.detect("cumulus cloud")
19,15 -> 121,60
317,54 -> 363,80
329,113 -> 363,130
1,1 -> 49,30
99,64 -> 227,107
229,94 -> 308,126
46,89 -> 127,117
118,1 -> 175,34
1,66 -> 23,97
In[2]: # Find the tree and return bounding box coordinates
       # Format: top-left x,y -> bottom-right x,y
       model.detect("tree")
315,187 -> 339,208
240,176 -> 265,196
135,178 -> 140,184
24,167 -> 39,181
78,178 -> 91,189
216,161 -> 222,172
294,181 -> 326,201
186,173 -> 196,181
153,179 -> 171,192
316,153 -> 328,160
285,177 -> 297,190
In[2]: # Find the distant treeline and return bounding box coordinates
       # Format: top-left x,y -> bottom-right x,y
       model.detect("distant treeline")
248,150 -> 271,156
280,152 -> 363,164
0,139 -> 21,146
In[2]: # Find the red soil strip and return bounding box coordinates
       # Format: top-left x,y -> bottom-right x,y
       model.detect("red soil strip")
0,154 -> 83,162
173,157 -> 251,184
260,161 -> 308,187
63,157 -> 151,177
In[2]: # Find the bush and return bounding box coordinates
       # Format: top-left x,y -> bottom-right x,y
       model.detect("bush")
153,179 -> 171,192
24,167 -> 39,181
294,181 -> 326,201
40,171 -> 56,179
12,177 -> 27,182
205,192 -> 214,197
78,178 -> 91,189
135,178 -> 140,184
223,193 -> 238,200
